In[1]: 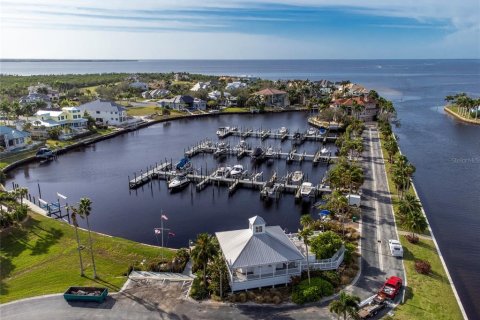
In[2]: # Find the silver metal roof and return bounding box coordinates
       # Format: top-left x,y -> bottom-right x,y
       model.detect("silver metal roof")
216,223 -> 304,269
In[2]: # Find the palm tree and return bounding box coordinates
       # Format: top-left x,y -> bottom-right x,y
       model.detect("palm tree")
404,210 -> 428,242
191,233 -> 217,288
398,193 -> 422,225
300,215 -> 313,229
78,197 -> 97,278
298,227 -> 313,285
17,187 -> 28,206
383,136 -> 398,163
391,154 -> 415,198
69,205 -> 85,276
329,291 -> 361,320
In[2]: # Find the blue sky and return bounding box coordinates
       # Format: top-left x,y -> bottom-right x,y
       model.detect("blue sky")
0,0 -> 479,59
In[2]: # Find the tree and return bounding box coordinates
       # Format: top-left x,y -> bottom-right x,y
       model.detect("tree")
398,193 -> 422,225
383,135 -> 398,163
325,191 -> 350,238
78,197 -> 97,278
191,233 -> 217,288
300,215 -> 313,229
68,205 -> 85,276
404,209 -> 428,242
298,227 -> 313,284
16,187 -> 28,207
329,291 -> 361,320
311,231 -> 343,260
391,154 -> 416,198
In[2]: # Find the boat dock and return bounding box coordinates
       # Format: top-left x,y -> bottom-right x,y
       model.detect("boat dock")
184,140 -> 337,164
128,162 -> 172,188
217,127 -> 338,143
129,166 -> 331,198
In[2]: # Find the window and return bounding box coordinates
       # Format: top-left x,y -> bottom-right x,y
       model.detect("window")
96,111 -> 100,114
255,226 -> 263,233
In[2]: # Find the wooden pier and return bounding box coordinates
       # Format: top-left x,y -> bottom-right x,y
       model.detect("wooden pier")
184,141 -> 337,164
216,127 -> 338,142
129,162 -> 172,188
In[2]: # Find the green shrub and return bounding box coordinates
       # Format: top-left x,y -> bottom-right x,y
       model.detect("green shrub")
190,276 -> 208,300
310,231 -> 343,260
292,277 -> 334,304
343,242 -> 357,264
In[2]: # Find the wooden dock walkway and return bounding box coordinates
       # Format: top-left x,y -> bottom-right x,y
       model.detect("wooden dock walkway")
128,162 -> 172,188
216,127 -> 338,142
184,142 -> 337,164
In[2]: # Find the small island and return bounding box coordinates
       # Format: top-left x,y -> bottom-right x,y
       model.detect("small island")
444,93 -> 480,125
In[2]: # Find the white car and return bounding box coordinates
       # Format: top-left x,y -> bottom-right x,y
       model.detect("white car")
389,239 -> 404,258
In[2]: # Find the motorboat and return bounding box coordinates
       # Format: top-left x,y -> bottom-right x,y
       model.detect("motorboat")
214,166 -> 232,178
213,142 -> 229,158
216,127 -> 230,137
321,147 -> 330,155
237,140 -> 248,149
265,147 -> 274,157
279,127 -> 289,135
307,128 -> 317,135
251,147 -> 265,161
318,127 -> 327,135
36,147 -> 54,159
291,171 -> 304,184
262,183 -> 280,200
175,157 -> 192,171
230,165 -> 244,178
300,182 -> 314,199
168,174 -> 190,191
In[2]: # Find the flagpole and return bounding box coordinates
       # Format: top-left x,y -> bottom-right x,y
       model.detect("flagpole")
161,210 -> 164,261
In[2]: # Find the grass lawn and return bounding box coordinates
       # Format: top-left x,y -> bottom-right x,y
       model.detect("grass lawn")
394,238 -> 463,320
445,105 -> 480,123
0,149 -> 38,170
126,105 -> 162,116
378,130 -> 462,319
0,213 -> 174,303
221,107 -> 249,113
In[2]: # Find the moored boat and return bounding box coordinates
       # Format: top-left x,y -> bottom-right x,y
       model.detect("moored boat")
291,171 -> 304,184
300,182 -> 314,199
168,174 -> 190,191
230,164 -> 244,178
36,147 -> 54,159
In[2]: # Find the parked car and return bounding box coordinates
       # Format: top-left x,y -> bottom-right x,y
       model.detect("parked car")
374,276 -> 403,303
389,239 -> 404,258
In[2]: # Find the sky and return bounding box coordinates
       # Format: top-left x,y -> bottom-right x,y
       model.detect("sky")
0,0 -> 479,59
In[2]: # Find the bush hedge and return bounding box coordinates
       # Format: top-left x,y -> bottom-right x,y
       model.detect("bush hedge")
292,277 -> 334,304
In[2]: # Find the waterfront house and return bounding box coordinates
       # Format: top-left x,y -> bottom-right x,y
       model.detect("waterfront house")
30,107 -> 88,139
77,99 -> 127,126
158,95 -> 206,110
225,81 -> 247,91
0,126 -> 31,151
141,89 -> 170,99
331,96 -> 378,121
190,82 -> 210,92
216,216 -> 346,291
253,88 -> 290,108
216,216 -> 305,291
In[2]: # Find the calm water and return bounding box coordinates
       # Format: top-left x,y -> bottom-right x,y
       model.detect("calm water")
2,60 -> 480,318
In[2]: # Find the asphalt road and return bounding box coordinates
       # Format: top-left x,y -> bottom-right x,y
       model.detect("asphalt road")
0,124 -> 405,320
349,125 -> 405,317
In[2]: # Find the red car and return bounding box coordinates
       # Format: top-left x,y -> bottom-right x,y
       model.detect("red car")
374,276 -> 402,302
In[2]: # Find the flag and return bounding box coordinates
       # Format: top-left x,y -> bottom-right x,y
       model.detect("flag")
168,232 -> 176,237
154,228 -> 161,234
161,214 -> 168,220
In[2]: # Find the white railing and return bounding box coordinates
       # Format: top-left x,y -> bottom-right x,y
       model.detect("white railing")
303,245 -> 345,271
232,267 -> 301,283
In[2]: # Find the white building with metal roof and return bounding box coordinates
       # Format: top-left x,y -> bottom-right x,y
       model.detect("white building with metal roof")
216,216 -> 305,291
216,216 -> 346,291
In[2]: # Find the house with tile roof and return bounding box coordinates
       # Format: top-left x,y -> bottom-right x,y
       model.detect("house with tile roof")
216,216 -> 345,291
253,88 -> 289,108
331,95 -> 379,121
